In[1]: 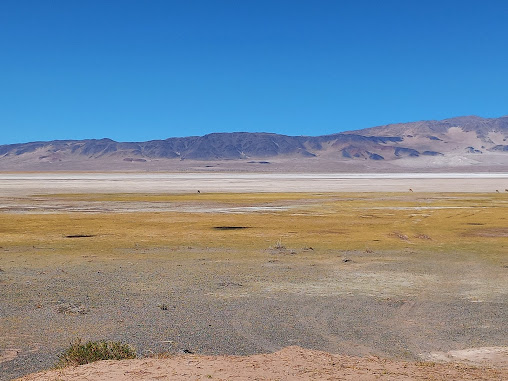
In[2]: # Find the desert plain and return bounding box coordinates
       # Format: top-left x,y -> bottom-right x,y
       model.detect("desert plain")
1,173 -> 507,380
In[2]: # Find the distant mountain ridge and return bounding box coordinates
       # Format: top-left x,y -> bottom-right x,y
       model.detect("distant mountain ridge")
0,132 -> 406,160
1,115 -> 507,172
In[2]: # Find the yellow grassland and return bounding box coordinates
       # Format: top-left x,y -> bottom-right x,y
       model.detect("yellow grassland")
1,192 -> 506,262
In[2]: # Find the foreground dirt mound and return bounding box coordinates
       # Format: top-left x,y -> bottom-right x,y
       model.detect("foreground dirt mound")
16,346 -> 508,381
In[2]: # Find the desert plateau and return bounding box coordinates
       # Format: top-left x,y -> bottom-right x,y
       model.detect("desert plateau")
1,173 -> 507,380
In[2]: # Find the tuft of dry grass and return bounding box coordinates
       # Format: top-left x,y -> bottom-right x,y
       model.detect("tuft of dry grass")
56,339 -> 136,368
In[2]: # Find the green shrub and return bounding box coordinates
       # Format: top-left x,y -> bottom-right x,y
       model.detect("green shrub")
56,339 -> 136,367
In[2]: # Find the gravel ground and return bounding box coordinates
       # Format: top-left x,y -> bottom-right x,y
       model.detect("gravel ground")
2,248 -> 507,380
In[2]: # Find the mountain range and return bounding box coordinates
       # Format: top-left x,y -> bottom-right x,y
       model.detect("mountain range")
1,115 -> 507,172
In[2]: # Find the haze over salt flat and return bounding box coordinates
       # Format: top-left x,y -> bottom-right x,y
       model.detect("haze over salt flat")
0,173 -> 507,196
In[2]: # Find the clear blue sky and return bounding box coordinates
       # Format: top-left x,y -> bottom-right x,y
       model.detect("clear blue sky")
1,0 -> 507,144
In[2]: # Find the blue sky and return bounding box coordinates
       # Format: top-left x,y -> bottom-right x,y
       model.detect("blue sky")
1,0 -> 507,144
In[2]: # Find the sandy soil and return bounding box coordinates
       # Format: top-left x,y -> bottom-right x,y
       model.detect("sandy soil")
0,173 -> 507,196
14,346 -> 508,381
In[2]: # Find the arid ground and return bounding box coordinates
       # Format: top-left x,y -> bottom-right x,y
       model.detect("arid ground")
1,173 -> 507,380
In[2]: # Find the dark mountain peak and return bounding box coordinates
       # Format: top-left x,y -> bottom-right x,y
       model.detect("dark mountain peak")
92,137 -> 117,143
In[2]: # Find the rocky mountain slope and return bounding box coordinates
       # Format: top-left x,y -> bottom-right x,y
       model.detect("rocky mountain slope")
1,115 -> 507,172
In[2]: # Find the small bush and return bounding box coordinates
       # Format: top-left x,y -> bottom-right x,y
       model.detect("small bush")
274,238 -> 285,250
56,339 -> 136,367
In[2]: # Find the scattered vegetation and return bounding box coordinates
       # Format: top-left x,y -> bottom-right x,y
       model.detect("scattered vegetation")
56,339 -> 136,368
56,302 -> 88,315
274,237 -> 286,250
390,232 -> 409,241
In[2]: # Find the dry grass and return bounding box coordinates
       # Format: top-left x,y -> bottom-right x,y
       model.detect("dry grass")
1,192 -> 506,258
55,339 -> 136,368
33,192 -> 327,203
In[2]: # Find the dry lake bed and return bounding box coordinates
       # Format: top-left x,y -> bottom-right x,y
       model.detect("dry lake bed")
0,172 -> 507,196
1,173 -> 507,380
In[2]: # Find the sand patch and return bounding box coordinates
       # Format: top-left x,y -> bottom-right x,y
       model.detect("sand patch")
423,346 -> 508,367
15,346 -> 508,381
